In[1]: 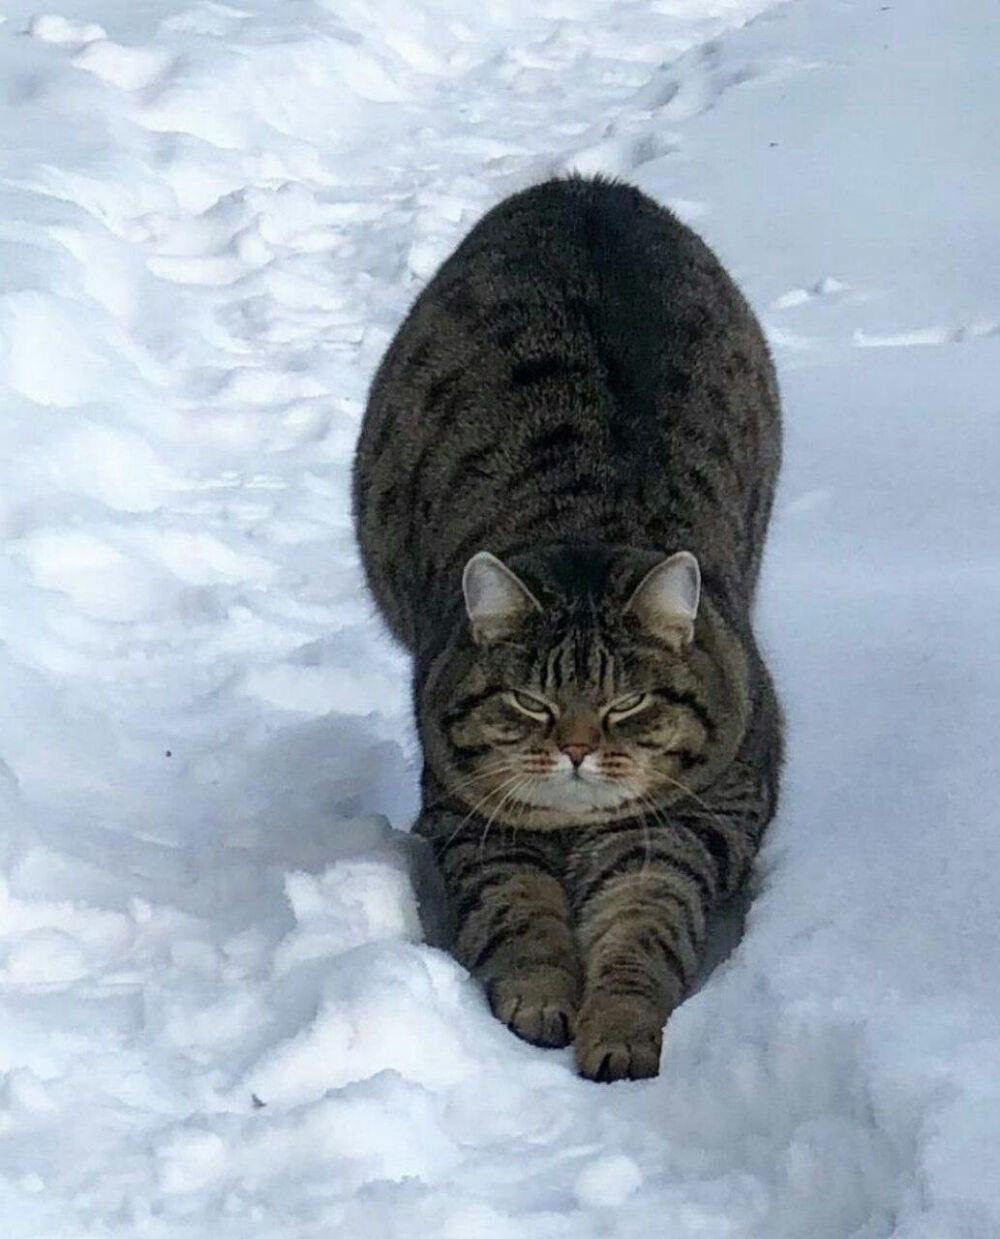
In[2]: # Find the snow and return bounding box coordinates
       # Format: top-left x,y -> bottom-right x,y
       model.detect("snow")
574,1154 -> 644,1209
0,0 -> 997,1236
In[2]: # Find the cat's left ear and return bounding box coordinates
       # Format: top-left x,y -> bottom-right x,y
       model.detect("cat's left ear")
624,551 -> 701,648
462,551 -> 542,644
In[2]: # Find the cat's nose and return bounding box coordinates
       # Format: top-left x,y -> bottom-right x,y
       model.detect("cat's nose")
561,742 -> 595,767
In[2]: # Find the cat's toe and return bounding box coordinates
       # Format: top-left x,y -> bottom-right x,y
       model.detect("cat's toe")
511,1000 -> 575,1048
576,1033 -> 661,1081
486,975 -> 577,1048
574,1004 -> 664,1081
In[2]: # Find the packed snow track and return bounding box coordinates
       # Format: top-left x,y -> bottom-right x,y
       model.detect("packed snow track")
0,1 -> 998,1236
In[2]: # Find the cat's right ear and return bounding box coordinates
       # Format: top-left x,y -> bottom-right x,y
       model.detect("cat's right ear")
462,552 -> 541,644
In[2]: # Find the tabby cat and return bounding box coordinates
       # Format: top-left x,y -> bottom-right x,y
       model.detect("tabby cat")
352,174 -> 782,1081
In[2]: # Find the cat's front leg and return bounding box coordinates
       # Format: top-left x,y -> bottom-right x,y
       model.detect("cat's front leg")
416,811 -> 580,1048
568,823 -> 720,1081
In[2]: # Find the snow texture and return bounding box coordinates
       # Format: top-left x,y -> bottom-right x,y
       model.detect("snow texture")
0,0 -> 997,1235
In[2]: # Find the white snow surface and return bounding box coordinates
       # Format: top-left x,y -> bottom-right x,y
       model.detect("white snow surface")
0,0 -> 997,1235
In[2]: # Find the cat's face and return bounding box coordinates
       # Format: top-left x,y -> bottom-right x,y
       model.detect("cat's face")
421,549 -> 747,829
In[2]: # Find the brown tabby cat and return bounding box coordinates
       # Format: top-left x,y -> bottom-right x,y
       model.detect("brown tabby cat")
352,174 -> 782,1081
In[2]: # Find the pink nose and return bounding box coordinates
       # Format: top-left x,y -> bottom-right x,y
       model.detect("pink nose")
561,742 -> 595,767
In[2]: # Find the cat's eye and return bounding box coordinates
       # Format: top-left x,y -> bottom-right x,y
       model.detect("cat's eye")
508,690 -> 552,719
606,693 -> 649,718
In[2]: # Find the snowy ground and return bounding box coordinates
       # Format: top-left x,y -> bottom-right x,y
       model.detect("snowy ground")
0,0 -> 998,1235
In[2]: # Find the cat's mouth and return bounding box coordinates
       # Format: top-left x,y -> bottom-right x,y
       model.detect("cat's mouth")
515,767 -> 638,812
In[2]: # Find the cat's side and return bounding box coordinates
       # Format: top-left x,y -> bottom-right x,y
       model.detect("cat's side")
352,175 -> 782,1081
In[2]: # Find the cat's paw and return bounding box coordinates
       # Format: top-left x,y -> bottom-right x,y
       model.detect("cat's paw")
486,970 -> 578,1049
574,1000 -> 664,1082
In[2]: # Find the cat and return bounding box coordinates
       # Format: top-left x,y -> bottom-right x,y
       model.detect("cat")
352,174 -> 782,1081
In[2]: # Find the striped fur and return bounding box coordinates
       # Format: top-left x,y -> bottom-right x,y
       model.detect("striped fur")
353,176 -> 782,1080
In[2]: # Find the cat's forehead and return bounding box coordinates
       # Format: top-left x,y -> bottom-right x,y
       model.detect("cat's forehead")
535,627 -> 616,692
488,617 -> 651,696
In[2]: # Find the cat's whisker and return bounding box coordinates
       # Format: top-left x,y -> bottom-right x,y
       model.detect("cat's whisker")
655,769 -> 732,833
421,761 -> 520,812
634,790 -> 675,836
641,801 -> 652,881
503,776 -> 536,852
478,775 -> 533,858
622,784 -> 658,881
437,772 -> 528,852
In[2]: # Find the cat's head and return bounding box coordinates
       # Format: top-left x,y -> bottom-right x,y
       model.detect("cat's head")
419,545 -> 749,829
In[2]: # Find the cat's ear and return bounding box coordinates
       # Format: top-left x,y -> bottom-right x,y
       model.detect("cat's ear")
624,551 -> 701,648
462,551 -> 541,644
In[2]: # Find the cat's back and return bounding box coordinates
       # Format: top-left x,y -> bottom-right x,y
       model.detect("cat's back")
354,176 -> 780,648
